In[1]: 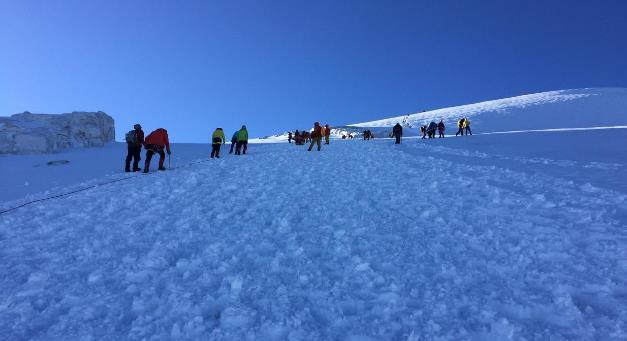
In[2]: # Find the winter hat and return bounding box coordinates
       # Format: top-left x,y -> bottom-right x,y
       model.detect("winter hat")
134,124 -> 141,129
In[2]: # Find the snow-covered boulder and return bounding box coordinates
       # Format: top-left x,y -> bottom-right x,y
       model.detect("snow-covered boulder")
0,111 -> 115,154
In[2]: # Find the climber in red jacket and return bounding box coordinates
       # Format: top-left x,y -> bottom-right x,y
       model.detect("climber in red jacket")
143,128 -> 171,173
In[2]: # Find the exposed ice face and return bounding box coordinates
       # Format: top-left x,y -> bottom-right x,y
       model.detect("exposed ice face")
0,111 -> 115,154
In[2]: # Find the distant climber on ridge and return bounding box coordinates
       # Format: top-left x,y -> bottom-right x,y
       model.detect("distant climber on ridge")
427,121 -> 438,138
392,123 -> 403,144
464,117 -> 472,135
437,120 -> 445,138
455,118 -> 465,136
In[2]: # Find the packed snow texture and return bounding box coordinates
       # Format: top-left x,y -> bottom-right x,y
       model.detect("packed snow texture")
0,111 -> 115,154
1,88 -> 626,340
1,135 -> 626,340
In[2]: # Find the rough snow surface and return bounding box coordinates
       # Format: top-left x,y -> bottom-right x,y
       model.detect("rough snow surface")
1,134 -> 626,340
0,111 -> 114,154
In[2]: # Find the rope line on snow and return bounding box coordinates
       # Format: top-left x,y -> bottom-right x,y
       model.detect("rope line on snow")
0,176 -> 135,215
0,157 -> 215,216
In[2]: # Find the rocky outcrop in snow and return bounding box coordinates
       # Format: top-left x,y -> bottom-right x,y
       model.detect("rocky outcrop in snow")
0,111 -> 115,154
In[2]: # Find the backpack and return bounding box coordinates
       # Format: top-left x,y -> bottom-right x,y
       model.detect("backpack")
125,130 -> 138,144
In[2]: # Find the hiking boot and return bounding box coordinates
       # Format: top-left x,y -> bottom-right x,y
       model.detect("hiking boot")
133,168 -> 142,172
158,167 -> 166,171
125,168 -> 131,172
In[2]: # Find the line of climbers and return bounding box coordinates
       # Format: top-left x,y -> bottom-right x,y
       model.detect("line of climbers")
124,124 -> 250,173
419,120 -> 445,139
124,117 -> 473,172
455,117 -> 472,136
391,117 -> 473,143
362,130 -> 375,140
287,122 -> 331,151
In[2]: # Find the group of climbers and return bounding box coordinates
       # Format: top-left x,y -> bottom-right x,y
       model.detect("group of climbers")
392,117 -> 473,143
455,118 -> 472,136
124,125 -> 171,173
210,125 -> 249,157
124,117 -> 473,172
124,124 -> 249,173
420,120 -> 446,139
288,123 -> 331,150
229,125 -> 249,155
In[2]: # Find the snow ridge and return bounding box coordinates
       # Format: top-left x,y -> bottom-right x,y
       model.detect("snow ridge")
351,89 -> 596,128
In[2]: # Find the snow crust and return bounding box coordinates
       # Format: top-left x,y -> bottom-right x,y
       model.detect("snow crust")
1,133 -> 627,339
0,111 -> 115,154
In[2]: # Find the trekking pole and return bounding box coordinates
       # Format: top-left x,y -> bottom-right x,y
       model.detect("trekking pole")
168,154 -> 171,169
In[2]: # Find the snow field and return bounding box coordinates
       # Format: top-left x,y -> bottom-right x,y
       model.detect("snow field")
1,137 -> 626,340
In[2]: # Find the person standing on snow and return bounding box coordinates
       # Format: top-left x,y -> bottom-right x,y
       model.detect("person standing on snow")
324,124 -> 331,144
307,122 -> 323,151
427,121 -> 438,138
229,130 -> 239,154
235,125 -> 248,155
437,120 -> 445,138
392,123 -> 403,144
143,128 -> 171,173
420,125 -> 427,139
288,131 -> 293,144
455,118 -> 465,136
211,128 -> 226,158
464,117 -> 472,135
125,123 -> 145,172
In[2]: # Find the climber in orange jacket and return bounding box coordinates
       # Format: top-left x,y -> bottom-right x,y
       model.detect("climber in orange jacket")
143,128 -> 171,173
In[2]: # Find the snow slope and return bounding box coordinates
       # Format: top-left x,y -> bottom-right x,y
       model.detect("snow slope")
1,131 -> 627,340
256,88 -> 627,142
352,88 -> 627,132
1,88 -> 626,339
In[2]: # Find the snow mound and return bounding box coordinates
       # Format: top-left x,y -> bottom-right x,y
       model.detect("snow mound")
0,111 -> 115,154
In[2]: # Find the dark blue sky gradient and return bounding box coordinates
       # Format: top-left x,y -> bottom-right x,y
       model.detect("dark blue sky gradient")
2,0 -> 626,141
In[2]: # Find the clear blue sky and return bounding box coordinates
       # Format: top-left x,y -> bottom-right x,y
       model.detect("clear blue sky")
2,0 -> 626,142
